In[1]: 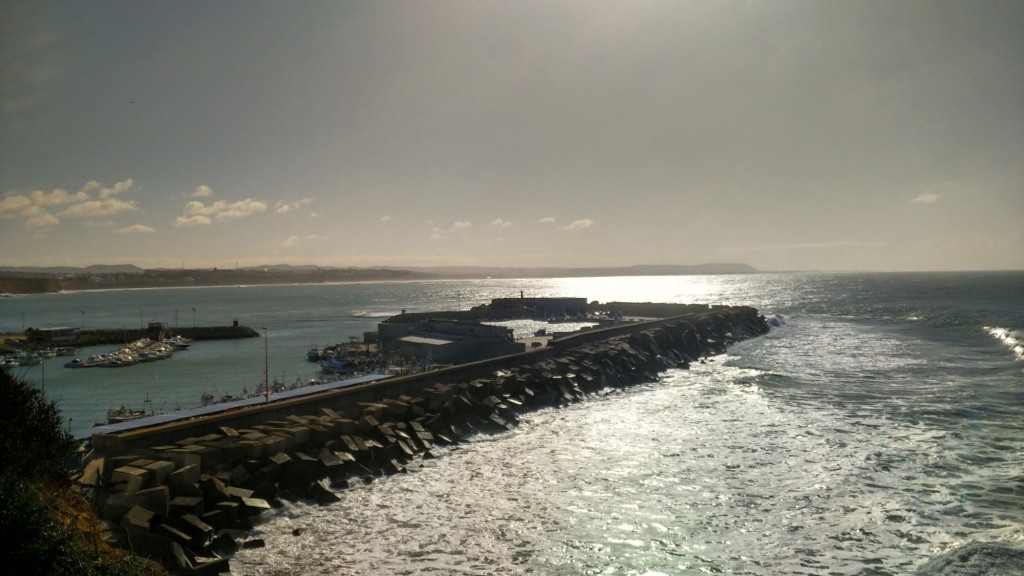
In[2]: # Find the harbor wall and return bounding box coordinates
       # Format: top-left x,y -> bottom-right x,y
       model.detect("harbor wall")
29,324 -> 259,348
81,305 -> 769,574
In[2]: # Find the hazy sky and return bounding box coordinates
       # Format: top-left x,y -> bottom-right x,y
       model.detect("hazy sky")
2,1 -> 1021,272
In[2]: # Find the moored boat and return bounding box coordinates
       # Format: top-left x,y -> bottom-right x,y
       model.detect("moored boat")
319,355 -> 348,374
106,404 -> 147,424
163,335 -> 192,349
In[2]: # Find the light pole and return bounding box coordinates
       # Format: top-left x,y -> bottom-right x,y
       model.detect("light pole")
262,327 -> 269,403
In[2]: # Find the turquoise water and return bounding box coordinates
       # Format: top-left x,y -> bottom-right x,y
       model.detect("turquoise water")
2,272 -> 1022,573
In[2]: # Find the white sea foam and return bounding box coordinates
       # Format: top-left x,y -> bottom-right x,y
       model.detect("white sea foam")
985,326 -> 1024,362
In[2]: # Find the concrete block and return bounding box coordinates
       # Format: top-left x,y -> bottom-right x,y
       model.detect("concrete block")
263,434 -> 286,455
169,464 -> 200,492
170,495 -> 205,516
237,439 -> 264,459
144,460 -> 176,485
164,448 -> 202,470
131,486 -> 169,516
111,465 -> 149,495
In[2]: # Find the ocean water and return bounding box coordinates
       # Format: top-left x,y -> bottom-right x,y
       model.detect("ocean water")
2,272 -> 1022,574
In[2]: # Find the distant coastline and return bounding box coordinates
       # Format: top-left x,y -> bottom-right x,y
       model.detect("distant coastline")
0,263 -> 758,295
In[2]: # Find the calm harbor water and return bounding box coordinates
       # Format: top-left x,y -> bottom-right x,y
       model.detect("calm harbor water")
2,272 -> 1022,574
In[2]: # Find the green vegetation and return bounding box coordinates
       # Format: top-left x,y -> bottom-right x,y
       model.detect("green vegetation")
0,367 -> 167,576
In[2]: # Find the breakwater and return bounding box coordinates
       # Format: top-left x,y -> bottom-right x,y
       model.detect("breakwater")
81,306 -> 768,574
39,323 -> 259,348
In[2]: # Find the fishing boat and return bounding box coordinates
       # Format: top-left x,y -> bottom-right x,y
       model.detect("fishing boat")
319,355 -> 348,374
103,395 -> 160,425
106,405 -> 148,424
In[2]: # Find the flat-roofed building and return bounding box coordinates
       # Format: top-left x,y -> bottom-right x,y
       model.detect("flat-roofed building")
379,319 -> 524,364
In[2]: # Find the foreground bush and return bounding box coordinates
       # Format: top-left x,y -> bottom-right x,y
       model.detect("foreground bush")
0,367 -> 167,575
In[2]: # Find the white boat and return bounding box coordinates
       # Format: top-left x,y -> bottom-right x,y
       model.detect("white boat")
14,352 -> 40,366
163,335 -> 192,349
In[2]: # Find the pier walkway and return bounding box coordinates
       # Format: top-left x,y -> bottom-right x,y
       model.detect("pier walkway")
74,373 -> 391,440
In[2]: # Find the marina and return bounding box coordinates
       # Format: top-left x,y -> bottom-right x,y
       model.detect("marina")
62,336 -> 181,368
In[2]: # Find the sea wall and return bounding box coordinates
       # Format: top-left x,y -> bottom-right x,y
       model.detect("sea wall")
32,324 -> 259,348
80,306 -> 768,574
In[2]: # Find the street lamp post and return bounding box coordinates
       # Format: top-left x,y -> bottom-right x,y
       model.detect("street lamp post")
262,327 -> 269,403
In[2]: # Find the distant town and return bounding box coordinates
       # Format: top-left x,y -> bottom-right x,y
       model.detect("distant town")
0,263 -> 757,295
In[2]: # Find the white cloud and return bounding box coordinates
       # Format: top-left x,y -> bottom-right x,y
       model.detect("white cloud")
191,185 -> 213,198
30,188 -> 88,206
94,179 -> 134,198
175,198 -> 267,226
562,219 -> 594,231
279,235 -> 299,248
114,224 -> 156,234
539,216 -> 556,224
58,197 -> 137,218
218,199 -> 267,221
491,218 -> 512,228
275,198 -> 314,214
429,227 -> 443,240
910,192 -> 939,204
174,214 -> 211,227
0,194 -> 34,217
1,179 -> 136,224
25,212 -> 59,228
452,221 -> 471,229
380,215 -> 391,223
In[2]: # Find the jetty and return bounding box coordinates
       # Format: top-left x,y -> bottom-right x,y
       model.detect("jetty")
76,302 -> 770,575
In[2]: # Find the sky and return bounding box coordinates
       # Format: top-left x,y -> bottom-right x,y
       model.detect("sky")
1,0 -> 1021,272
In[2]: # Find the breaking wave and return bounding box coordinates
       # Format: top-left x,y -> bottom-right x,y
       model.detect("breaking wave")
986,326 -> 1024,362
349,310 -> 401,318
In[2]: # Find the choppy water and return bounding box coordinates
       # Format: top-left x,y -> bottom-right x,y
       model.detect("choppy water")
2,272 -> 1022,573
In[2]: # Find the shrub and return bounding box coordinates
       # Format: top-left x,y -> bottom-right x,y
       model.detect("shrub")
0,367 -> 167,575
0,366 -> 77,483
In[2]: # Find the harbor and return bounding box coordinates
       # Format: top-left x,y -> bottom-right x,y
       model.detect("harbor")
77,302 -> 771,575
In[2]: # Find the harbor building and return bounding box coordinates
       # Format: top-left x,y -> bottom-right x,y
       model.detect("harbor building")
378,319 -> 525,364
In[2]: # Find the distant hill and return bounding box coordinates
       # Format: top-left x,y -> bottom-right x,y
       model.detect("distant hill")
0,262 -> 759,294
409,263 -> 759,278
0,264 -> 144,275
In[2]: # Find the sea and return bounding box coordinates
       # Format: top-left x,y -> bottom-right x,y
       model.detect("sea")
2,272 -> 1022,575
